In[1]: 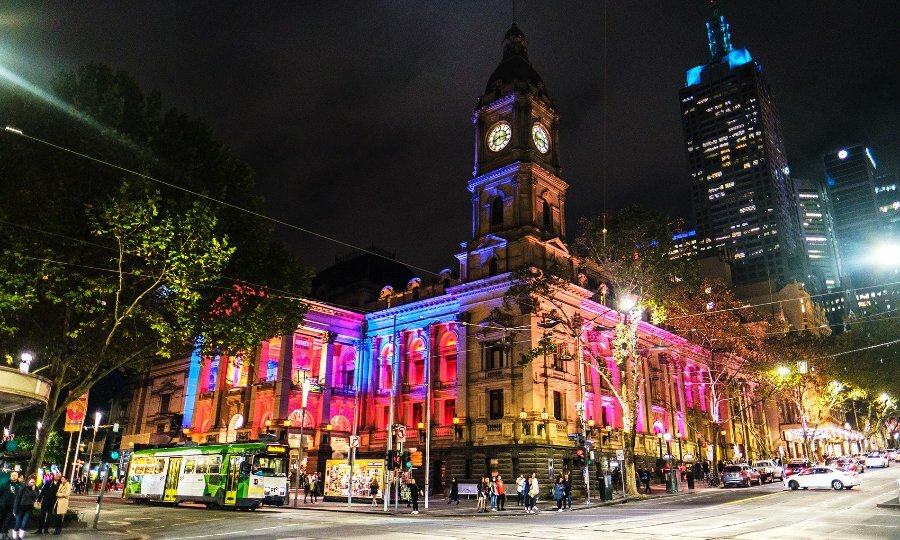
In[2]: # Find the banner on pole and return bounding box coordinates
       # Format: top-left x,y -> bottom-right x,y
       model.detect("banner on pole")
64,393 -> 89,432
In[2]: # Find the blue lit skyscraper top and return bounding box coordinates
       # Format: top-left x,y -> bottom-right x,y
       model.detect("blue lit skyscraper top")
679,4 -> 805,288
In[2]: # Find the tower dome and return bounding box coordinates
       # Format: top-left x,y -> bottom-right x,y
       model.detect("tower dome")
484,23 -> 546,95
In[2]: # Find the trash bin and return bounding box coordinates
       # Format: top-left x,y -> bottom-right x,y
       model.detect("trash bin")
602,474 -> 613,501
687,471 -> 695,489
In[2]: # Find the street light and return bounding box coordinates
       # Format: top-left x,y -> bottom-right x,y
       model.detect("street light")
19,352 -> 33,374
777,366 -> 790,377
452,416 -> 462,439
618,295 -> 638,312
539,409 -> 549,436
519,409 -> 529,436
86,411 -> 102,493
293,369 -> 311,508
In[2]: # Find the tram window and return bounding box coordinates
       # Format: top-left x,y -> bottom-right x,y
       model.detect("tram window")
253,455 -> 286,476
208,456 -> 221,474
155,459 -> 166,474
195,456 -> 208,474
184,458 -> 195,474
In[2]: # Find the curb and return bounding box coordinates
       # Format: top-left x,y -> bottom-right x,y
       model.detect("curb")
875,496 -> 899,509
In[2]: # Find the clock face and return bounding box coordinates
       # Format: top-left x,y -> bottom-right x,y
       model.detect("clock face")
487,122 -> 512,152
532,123 -> 550,154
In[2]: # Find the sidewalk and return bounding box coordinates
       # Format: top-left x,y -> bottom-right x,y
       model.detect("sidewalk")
282,482 -> 720,517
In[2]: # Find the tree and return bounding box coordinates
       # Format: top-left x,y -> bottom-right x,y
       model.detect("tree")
506,206 -> 693,497
0,64 -> 312,474
667,279 -> 768,482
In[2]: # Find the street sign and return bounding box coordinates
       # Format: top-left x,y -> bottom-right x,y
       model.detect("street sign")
349,435 -> 360,449
616,449 -> 625,461
396,425 -> 406,443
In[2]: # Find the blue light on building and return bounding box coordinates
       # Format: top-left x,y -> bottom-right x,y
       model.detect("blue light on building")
686,65 -> 706,87
727,48 -> 752,69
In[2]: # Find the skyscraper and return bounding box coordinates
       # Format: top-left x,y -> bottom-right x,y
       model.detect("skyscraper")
795,177 -> 841,291
679,7 -> 805,287
874,169 -> 900,239
821,145 -> 881,284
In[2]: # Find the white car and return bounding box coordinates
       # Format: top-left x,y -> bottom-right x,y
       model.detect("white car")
864,453 -> 890,468
752,460 -> 784,482
784,466 -> 860,491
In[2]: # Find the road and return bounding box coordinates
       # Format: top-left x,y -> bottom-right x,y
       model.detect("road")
68,465 -> 899,539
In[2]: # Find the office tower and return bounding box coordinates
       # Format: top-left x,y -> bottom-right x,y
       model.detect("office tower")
794,178 -> 841,291
679,7 -> 805,287
821,145 -> 882,284
875,169 -> 900,238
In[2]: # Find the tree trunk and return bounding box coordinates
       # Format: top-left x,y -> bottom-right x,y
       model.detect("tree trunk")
623,429 -> 640,497
27,405 -> 65,477
709,423 -> 721,486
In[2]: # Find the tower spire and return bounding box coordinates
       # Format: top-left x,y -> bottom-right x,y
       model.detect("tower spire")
706,0 -> 733,62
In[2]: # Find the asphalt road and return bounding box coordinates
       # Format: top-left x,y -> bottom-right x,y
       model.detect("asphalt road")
68,465 -> 900,540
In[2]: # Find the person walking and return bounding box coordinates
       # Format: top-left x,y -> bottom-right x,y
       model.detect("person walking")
489,476 -> 497,511
611,468 -> 622,494
641,469 -> 652,494
1,471 -> 20,540
553,476 -> 565,512
51,477 -> 71,535
475,477 -> 485,513
562,473 -> 572,510
33,472 -> 59,535
496,475 -> 506,511
13,475 -> 37,540
370,475 -> 380,507
528,473 -> 540,514
522,473 -> 532,514
302,473 -> 311,503
515,474 -> 525,506
448,477 -> 459,505
408,478 -> 421,515
311,473 -> 320,503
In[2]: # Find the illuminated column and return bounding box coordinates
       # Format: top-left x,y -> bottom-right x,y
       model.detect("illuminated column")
455,313 -> 469,439
317,332 -> 337,430
275,333 -> 295,421
212,355 -> 230,430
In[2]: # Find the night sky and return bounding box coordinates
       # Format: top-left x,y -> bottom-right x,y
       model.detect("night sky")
2,1 -> 898,277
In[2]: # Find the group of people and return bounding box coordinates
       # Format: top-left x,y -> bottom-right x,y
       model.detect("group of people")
1,471 -> 71,539
514,473 -> 540,514
551,474 -> 573,511
299,472 -> 323,504
475,475 -> 507,512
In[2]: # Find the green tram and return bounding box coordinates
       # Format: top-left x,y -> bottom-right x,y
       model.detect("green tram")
123,442 -> 289,509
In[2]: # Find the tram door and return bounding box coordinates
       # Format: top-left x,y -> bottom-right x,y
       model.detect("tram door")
224,455 -> 244,506
163,457 -> 182,502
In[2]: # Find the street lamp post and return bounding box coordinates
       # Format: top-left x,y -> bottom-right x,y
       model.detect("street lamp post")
540,409 -> 549,441
293,370 -> 311,508
663,432 -> 675,493
86,411 -> 102,493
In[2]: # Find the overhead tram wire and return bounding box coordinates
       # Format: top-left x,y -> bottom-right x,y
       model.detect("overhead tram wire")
1,126 -> 440,279
6,129 -> 900,325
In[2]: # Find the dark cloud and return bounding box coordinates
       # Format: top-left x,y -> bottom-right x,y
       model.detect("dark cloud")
3,0 -> 898,275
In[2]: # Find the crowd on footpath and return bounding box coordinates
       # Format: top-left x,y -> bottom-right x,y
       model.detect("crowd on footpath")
1,471 -> 71,539
292,471 -> 325,504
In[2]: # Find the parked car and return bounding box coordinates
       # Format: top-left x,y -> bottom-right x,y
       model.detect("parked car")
784,460 -> 812,477
752,460 -> 784,483
836,458 -> 865,474
864,453 -> 890,468
722,465 -> 761,487
784,466 -> 860,491
888,450 -> 900,462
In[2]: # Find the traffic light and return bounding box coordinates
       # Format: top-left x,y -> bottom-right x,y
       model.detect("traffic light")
102,426 -> 123,463
402,449 -> 412,471
393,451 -> 402,470
386,450 -> 395,470
574,447 -> 585,468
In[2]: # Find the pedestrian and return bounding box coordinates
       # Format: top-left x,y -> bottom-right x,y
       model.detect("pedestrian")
496,475 -> 506,511
51,476 -> 71,535
563,473 -> 572,510
641,469 -> 652,494
516,474 -> 525,506
612,468 -> 622,494
553,476 -> 565,512
1,471 -> 20,540
34,472 -> 60,535
13,474 -> 38,540
370,475 -> 380,507
312,473 -> 320,503
481,477 -> 490,512
489,476 -> 497,511
527,473 -> 540,514
476,477 -> 486,513
302,473 -> 311,503
448,477 -> 459,505
522,472 -> 532,514
408,478 -> 421,514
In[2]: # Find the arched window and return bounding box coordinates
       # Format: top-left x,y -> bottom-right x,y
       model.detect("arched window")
380,344 -> 394,391
439,332 -> 458,383
488,258 -> 499,276
491,196 -> 504,227
407,338 -> 426,386
542,199 -> 552,228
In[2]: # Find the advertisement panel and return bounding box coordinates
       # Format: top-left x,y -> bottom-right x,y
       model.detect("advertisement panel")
64,393 -> 88,432
323,459 -> 385,498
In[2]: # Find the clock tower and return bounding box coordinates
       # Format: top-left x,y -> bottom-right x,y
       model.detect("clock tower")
457,23 -> 572,282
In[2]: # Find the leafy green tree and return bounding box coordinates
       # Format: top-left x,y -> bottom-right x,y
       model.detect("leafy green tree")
0,64 -> 312,474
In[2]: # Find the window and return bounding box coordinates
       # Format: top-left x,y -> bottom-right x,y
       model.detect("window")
408,339 -> 426,386
208,456 -> 221,475
488,258 -> 499,276
159,394 -> 171,414
553,391 -> 563,420
542,199 -> 552,228
489,390 -> 504,420
484,343 -> 505,370
156,424 -> 167,434
491,197 -> 504,227
265,358 -> 278,382
444,400 -> 456,425
184,458 -> 196,474
412,403 -> 424,426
